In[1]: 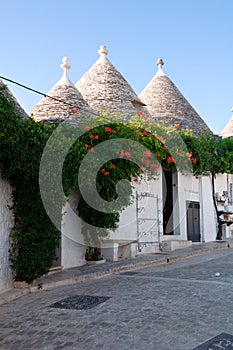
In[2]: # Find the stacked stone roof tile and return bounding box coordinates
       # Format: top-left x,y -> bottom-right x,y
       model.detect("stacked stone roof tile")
28,48 -> 212,137
30,57 -> 95,123
139,59 -> 212,137
0,79 -> 28,119
222,110 -> 233,138
75,45 -> 148,119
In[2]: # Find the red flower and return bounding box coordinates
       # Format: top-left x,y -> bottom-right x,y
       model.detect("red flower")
85,144 -> 89,149
89,148 -> 94,153
142,130 -> 147,136
167,156 -> 175,163
90,135 -> 95,139
133,178 -> 139,182
187,152 -> 193,159
139,167 -> 145,172
119,150 -> 131,158
104,171 -> 110,176
95,135 -> 99,140
105,127 -> 113,134
124,151 -> 131,158
138,111 -> 144,116
119,150 -> 125,158
144,150 -> 151,158
191,158 -> 197,164
156,153 -> 161,158
163,145 -> 168,150
110,164 -> 116,169
144,159 -> 150,166
84,126 -> 91,130
101,168 -> 105,172
151,164 -> 158,171
70,109 -> 78,114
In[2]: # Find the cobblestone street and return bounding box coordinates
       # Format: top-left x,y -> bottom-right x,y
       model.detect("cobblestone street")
1,248 -> 233,350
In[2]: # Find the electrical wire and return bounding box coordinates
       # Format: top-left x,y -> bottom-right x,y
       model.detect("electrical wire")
0,75 -> 71,107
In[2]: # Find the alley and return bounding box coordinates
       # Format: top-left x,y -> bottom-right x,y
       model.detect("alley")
1,248 -> 233,349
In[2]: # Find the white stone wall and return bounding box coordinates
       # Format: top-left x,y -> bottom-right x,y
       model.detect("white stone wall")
108,173 -> 163,243
200,175 -> 217,242
176,173 -> 217,242
61,190 -> 86,269
0,176 -> 14,293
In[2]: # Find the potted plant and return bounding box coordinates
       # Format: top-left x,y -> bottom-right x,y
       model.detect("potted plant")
85,247 -> 106,265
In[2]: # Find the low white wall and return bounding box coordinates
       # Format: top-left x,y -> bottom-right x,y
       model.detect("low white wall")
108,171 -> 163,244
0,176 -> 14,293
61,190 -> 86,269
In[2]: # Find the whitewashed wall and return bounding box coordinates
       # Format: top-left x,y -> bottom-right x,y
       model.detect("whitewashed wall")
61,173 -> 163,265
176,173 -> 200,239
200,175 -> 217,242
176,173 -> 217,242
0,176 -> 14,293
108,173 -> 163,243
61,190 -> 86,269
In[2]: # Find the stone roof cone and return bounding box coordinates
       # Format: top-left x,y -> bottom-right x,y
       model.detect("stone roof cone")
222,108 -> 233,138
0,79 -> 28,119
139,59 -> 212,136
75,45 -> 148,119
30,57 -> 95,123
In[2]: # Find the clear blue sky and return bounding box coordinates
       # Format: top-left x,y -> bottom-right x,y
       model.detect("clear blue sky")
1,0 -> 232,134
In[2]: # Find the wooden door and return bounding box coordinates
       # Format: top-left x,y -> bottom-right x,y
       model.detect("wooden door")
187,201 -> 200,242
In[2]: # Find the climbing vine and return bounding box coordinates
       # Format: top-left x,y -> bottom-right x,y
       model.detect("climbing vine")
1,84 -> 233,283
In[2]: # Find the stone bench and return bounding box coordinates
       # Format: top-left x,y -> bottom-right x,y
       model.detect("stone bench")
100,240 -> 137,261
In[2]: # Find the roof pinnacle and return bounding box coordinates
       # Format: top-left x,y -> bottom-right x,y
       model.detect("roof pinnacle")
98,45 -> 108,57
54,56 -> 73,87
155,58 -> 165,77
60,57 -> 71,70
156,58 -> 164,68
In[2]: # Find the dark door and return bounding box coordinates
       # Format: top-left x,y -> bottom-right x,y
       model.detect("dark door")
163,171 -> 173,235
187,201 -> 200,242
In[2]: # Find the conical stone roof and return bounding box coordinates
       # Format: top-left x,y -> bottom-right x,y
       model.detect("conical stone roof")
222,109 -> 233,138
75,45 -> 148,119
139,59 -> 212,136
30,57 -> 95,123
0,79 -> 28,119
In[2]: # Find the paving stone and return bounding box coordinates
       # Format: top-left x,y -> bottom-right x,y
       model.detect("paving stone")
1,248 -> 233,349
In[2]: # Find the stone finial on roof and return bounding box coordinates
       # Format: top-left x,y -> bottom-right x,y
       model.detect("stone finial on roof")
54,57 -> 73,87
60,56 -> 71,70
155,58 -> 165,77
98,45 -> 108,57
156,58 -> 164,67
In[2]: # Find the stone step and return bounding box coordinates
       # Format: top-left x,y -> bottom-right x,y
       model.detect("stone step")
161,240 -> 192,251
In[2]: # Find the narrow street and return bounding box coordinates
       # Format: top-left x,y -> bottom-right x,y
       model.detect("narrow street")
1,248 -> 233,350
